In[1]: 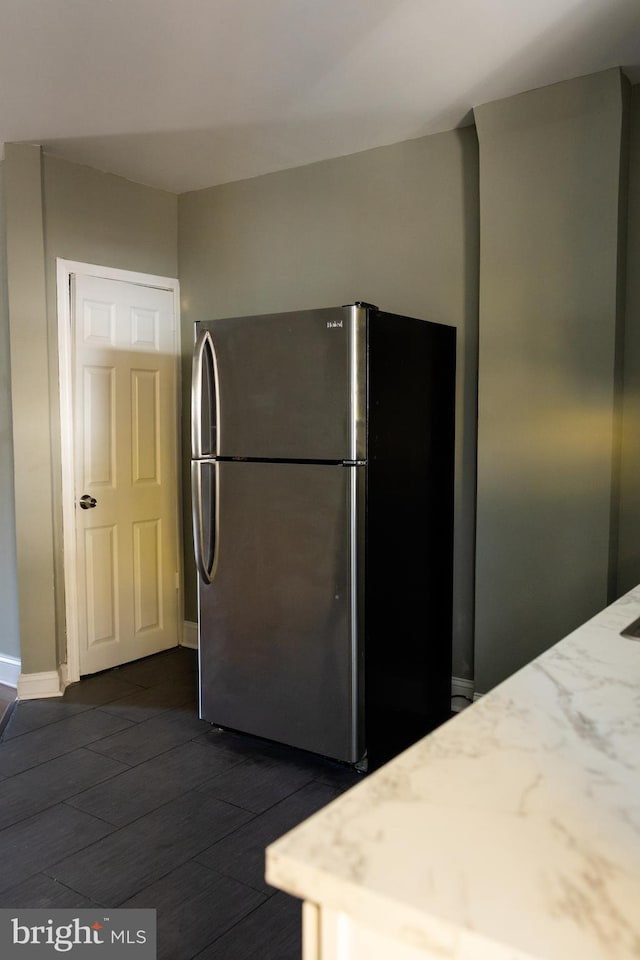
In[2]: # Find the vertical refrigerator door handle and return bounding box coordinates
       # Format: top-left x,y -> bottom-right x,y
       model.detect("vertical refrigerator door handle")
191,461 -> 218,584
191,329 -> 219,459
347,303 -> 367,461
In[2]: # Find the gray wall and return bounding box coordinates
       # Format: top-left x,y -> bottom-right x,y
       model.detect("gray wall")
42,154 -> 178,664
42,154 -> 178,279
178,128 -> 480,680
618,86 -> 640,594
4,146 -> 178,674
0,161 -> 21,661
5,144 -> 57,673
474,69 -> 628,693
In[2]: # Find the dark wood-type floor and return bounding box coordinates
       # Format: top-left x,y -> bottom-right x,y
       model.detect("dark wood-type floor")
0,647 -> 359,959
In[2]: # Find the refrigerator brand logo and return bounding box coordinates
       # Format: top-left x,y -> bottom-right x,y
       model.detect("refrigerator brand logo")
326,320 -> 343,328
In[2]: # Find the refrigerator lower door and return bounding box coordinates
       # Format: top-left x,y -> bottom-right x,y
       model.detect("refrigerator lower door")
198,460 -> 364,763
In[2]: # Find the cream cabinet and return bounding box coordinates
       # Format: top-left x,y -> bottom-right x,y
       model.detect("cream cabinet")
302,902 -> 443,960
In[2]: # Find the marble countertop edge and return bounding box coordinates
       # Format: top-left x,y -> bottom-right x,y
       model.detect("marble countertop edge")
266,846 -> 539,960
265,584 -> 640,960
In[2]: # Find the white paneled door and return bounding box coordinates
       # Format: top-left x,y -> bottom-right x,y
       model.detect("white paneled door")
73,274 -> 179,675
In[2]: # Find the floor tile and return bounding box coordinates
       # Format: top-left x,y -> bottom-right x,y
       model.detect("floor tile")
196,781 -> 343,894
61,673 -> 146,707
2,697 -> 95,740
192,726 -> 308,762
87,708 -> 209,766
47,790 -> 255,906
194,728 -> 359,811
66,742 -> 243,826
309,760 -> 362,791
98,676 -> 197,724
0,748 -> 128,831
0,647 -> 352,954
197,754 -> 316,813
193,725 -> 361,792
123,860 -> 265,960
0,710 -> 136,777
0,804 -> 115,895
0,873 -> 101,908
196,892 -> 301,960
115,648 -> 197,689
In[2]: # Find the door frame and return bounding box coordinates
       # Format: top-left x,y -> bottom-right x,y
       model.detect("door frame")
56,258 -> 182,684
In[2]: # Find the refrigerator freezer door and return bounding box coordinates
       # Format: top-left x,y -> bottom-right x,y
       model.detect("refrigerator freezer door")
198,306 -> 366,461
199,460 -> 364,763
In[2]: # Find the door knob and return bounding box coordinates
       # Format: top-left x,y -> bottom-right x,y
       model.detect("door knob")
79,494 -> 97,510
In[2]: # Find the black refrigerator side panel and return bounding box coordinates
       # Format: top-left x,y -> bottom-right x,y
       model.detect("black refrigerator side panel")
366,312 -> 456,768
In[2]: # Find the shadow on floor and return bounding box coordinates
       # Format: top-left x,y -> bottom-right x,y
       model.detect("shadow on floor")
0,647 -> 360,960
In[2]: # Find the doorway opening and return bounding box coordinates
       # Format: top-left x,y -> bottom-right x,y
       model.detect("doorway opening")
56,260 -> 182,684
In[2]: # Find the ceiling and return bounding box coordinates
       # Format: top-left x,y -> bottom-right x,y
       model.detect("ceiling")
2,0 -> 640,194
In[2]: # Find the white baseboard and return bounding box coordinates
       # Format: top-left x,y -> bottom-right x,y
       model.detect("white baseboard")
17,669 -> 64,700
181,620 -> 198,650
58,661 -> 71,691
451,676 -> 475,712
0,654 -> 21,689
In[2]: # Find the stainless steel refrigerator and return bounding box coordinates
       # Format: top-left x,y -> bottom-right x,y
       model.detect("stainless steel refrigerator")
191,302 -> 455,769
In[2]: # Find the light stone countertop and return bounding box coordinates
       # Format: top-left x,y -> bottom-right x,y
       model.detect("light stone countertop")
266,586 -> 640,960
